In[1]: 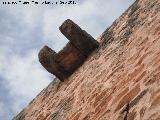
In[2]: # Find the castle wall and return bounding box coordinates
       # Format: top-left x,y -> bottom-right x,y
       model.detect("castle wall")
14,0 -> 160,119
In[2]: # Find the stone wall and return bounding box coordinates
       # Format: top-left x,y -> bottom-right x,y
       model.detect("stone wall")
13,0 -> 160,119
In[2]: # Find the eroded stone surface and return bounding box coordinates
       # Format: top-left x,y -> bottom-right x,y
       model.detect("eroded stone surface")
39,20 -> 99,81
59,19 -> 99,56
38,46 -> 69,81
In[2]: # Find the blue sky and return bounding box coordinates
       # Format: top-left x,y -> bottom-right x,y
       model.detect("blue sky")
0,0 -> 135,119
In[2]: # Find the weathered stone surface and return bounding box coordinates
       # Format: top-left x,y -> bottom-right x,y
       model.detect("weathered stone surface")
38,46 -> 69,81
128,109 -> 137,120
59,19 -> 99,56
12,110 -> 25,120
151,95 -> 160,107
14,0 -> 160,119
39,20 -> 99,81
55,43 -> 86,74
115,84 -> 141,112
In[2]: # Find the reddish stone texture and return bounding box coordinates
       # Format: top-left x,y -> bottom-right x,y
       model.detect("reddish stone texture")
128,109 -> 137,120
151,95 -> 160,107
148,112 -> 160,120
152,89 -> 160,98
56,43 -> 85,72
70,112 -> 82,120
93,93 -> 112,117
13,0 -> 160,120
111,87 -> 129,106
115,84 -> 140,112
133,71 -> 147,83
140,107 -> 146,118
93,90 -> 108,107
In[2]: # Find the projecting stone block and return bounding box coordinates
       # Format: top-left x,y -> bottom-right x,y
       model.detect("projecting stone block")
59,19 -> 99,56
38,46 -> 69,81
38,19 -> 99,81
55,43 -> 86,74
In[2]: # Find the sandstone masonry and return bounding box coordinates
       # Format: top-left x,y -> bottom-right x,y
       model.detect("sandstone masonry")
13,0 -> 160,119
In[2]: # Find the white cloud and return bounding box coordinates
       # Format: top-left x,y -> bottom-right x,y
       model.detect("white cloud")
0,101 -> 5,115
0,50 -> 51,114
0,101 -> 8,120
0,0 -> 135,52
42,0 -> 135,51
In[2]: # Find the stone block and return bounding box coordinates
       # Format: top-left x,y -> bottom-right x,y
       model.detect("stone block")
55,43 -> 86,74
38,46 -> 69,81
38,20 -> 99,81
59,19 -> 99,56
